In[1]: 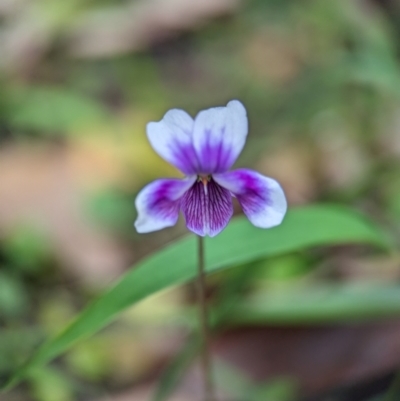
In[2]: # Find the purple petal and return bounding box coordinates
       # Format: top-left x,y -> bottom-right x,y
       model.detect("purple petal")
135,176 -> 196,233
213,169 -> 287,228
192,100 -> 248,174
147,109 -> 199,174
181,178 -> 233,237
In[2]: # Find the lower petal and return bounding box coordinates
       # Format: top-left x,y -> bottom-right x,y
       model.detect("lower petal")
134,176 -> 196,233
181,179 -> 233,237
213,169 -> 287,229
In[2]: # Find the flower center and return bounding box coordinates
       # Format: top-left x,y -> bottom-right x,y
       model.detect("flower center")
197,175 -> 212,195
197,175 -> 211,186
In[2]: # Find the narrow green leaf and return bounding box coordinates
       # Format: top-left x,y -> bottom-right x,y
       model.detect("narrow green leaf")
2,205 -> 391,391
230,283 -> 400,325
152,336 -> 199,401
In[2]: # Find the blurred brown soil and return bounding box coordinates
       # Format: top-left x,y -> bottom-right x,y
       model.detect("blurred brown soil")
214,323 -> 400,397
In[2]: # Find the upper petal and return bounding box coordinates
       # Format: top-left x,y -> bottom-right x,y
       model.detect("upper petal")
146,109 -> 199,174
180,179 -> 233,237
213,169 -> 287,229
135,176 -> 196,233
192,100 -> 248,174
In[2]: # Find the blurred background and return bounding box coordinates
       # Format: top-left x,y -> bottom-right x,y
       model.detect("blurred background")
2,0 -> 400,400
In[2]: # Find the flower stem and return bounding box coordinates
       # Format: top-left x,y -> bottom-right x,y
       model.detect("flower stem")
196,235 -> 216,401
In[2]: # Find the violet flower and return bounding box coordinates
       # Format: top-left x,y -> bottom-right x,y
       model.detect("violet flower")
135,100 -> 287,237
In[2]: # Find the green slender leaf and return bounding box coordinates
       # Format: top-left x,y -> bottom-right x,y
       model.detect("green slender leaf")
215,359 -> 297,401
152,336 -> 199,401
214,359 -> 254,400
2,205 -> 391,391
230,283 -> 400,325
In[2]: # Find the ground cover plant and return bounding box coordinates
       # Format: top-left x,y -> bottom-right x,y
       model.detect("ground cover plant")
2,1 -> 400,400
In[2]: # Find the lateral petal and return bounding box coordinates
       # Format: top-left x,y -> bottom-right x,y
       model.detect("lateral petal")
213,169 -> 287,228
134,176 -> 196,233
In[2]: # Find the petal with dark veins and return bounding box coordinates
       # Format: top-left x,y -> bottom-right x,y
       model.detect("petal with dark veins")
181,178 -> 233,237
135,176 -> 196,233
192,100 -> 248,174
213,169 -> 287,228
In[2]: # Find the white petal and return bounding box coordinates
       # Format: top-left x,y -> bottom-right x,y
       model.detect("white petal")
192,100 -> 248,174
213,168 -> 287,228
146,109 -> 199,174
134,176 -> 196,233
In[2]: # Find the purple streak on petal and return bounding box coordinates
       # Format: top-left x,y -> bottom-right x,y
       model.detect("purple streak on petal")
134,176 -> 196,233
147,109 -> 200,175
213,169 -> 287,229
169,139 -> 199,174
193,100 -> 248,174
197,128 -> 234,174
180,178 -> 233,237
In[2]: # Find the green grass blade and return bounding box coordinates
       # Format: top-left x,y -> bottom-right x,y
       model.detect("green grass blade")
1,204 -> 391,391
152,336 -> 199,401
231,283 -> 400,325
